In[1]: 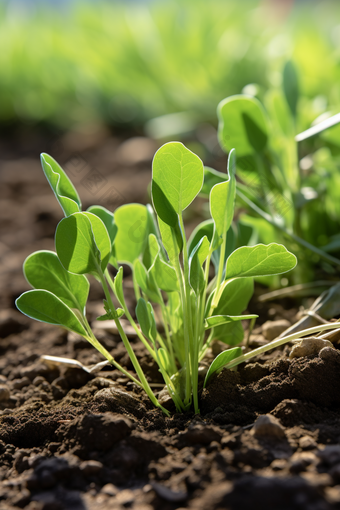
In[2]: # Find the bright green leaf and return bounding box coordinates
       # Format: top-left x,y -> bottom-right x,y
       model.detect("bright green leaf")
158,216 -> 183,263
210,149 -> 236,238
87,205 -> 117,246
283,61 -> 299,118
189,236 -> 210,294
204,347 -> 242,387
40,153 -> 81,216
226,243 -> 297,279
16,289 -> 88,337
24,250 -> 89,313
114,204 -> 149,266
204,314 -> 258,330
218,95 -> 268,156
152,142 -> 204,221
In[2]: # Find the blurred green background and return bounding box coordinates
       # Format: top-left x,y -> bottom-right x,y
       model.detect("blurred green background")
1,0 -> 340,133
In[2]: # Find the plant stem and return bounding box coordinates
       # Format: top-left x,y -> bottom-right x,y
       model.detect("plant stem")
99,270 -> 170,416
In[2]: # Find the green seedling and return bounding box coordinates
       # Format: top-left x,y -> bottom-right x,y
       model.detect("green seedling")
17,146 -> 299,415
207,62 -> 340,282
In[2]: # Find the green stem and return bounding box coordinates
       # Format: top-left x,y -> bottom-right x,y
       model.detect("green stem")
99,270 -> 170,416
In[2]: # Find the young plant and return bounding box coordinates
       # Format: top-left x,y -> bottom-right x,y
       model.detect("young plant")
16,147 -> 298,415
205,62 -> 340,282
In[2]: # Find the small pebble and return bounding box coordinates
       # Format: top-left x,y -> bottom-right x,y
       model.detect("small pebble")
290,338 -> 334,359
252,414 -> 286,439
262,320 -> 291,341
319,346 -> 340,361
299,435 -> 318,450
101,483 -> 118,496
12,377 -> 31,389
0,385 -> 10,402
80,460 -> 103,476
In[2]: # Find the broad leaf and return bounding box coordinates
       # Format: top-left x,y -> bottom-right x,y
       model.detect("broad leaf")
55,212 -> 111,275
16,289 -> 88,337
134,259 -> 161,304
189,236 -> 210,294
24,250 -> 89,313
225,243 -> 297,279
40,153 -> 81,216
213,320 -> 245,346
204,314 -> 258,330
210,149 -> 236,238
148,235 -> 178,292
213,277 -> 254,316
158,216 -> 183,263
87,205 -> 117,245
218,95 -> 268,156
114,204 -> 149,266
152,142 -> 204,223
283,61 -> 299,118
204,347 -> 242,387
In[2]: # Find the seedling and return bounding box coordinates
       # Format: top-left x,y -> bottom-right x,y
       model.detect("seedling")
17,146 -> 300,415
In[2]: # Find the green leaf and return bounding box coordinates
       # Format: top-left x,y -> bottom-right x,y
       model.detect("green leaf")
218,95 -> 268,156
189,236 -> 210,294
210,149 -> 236,238
213,320 -> 245,346
24,250 -> 89,313
226,243 -> 297,279
97,305 -> 124,321
158,216 -> 183,263
148,235 -> 178,292
204,347 -> 242,388
40,153 -> 81,216
283,61 -> 299,118
87,205 -> 117,246
114,204 -> 149,266
143,205 -> 164,269
16,289 -> 88,337
204,314 -> 258,330
158,348 -> 170,372
152,142 -> 204,222
136,298 -> 157,342
55,212 -> 111,276
213,277 -> 254,316
113,266 -> 125,307
134,260 -> 161,304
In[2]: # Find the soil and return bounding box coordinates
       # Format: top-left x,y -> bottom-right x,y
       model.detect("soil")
1,127 -> 340,510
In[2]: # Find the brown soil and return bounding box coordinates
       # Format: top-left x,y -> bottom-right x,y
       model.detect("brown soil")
1,129 -> 340,510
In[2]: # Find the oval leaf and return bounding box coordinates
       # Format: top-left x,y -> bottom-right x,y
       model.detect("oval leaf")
152,142 -> 204,222
225,243 -> 297,279
55,212 -> 108,276
114,204 -> 149,266
40,153 -> 81,216
16,290 -> 88,337
24,250 -> 89,313
204,347 -> 242,388
218,95 -> 268,156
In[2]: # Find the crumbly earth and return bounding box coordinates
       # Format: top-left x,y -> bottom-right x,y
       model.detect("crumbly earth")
1,129 -> 340,510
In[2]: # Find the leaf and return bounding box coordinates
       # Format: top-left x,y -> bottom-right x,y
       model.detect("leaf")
114,204 -> 149,266
158,348 -> 170,372
201,166 -> 228,196
226,244 -> 297,279
16,289 -> 88,337
218,95 -> 268,156
136,298 -> 157,342
158,216 -> 183,263
55,212 -> 111,276
40,153 -> 81,216
204,314 -> 258,330
283,61 -> 299,118
143,204 -> 163,269
24,250 -> 89,313
152,142 -> 204,222
148,235 -> 178,292
213,320 -> 245,346
87,205 -> 117,245
134,260 -> 161,304
189,236 -> 210,294
213,277 -> 254,316
97,305 -> 124,321
204,347 -> 242,387
113,266 -> 125,306
210,149 -> 236,238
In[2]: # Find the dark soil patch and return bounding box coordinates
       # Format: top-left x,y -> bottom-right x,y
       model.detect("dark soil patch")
1,131 -> 340,509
